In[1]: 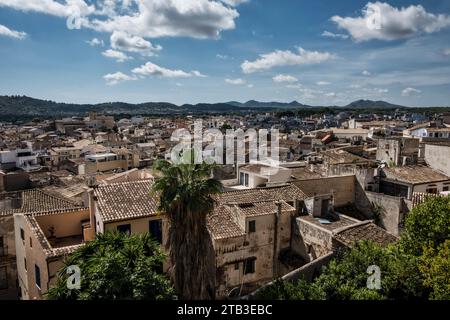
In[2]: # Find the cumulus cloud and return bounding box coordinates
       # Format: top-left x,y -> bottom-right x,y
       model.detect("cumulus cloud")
225,78 -> 246,85
402,87 -> 421,97
110,31 -> 162,56
0,0 -> 81,17
321,30 -> 349,39
241,47 -> 335,74
316,81 -> 331,86
273,74 -> 298,83
362,70 -> 371,76
0,24 -> 27,39
325,92 -> 336,97
0,0 -> 241,39
331,2 -> 450,42
103,71 -> 137,85
132,62 -> 205,78
90,0 -> 239,39
86,37 -> 104,46
102,49 -> 132,62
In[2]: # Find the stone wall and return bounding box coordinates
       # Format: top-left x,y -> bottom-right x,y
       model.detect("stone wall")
424,144 -> 450,177
294,175 -> 355,207
355,191 -> 407,236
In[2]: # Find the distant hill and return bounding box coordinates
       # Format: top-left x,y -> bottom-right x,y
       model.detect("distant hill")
0,95 -> 413,121
228,100 -> 311,108
344,99 -> 406,109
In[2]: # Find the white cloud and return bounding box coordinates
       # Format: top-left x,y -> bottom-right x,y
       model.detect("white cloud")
349,84 -> 362,89
103,71 -> 137,85
90,0 -> 240,39
102,49 -> 132,62
325,92 -> 336,97
0,0 -> 241,39
316,81 -> 331,86
191,70 -> 207,77
402,87 -> 421,97
216,54 -> 229,59
86,37 -> 103,46
225,78 -> 246,85
362,70 -> 371,76
132,62 -> 205,78
321,30 -> 349,39
273,74 -> 298,83
286,84 -> 303,89
241,47 -> 335,74
110,31 -> 161,56
220,0 -> 249,6
247,84 -> 254,88
331,2 -> 450,42
443,48 -> 450,56
0,24 -> 26,39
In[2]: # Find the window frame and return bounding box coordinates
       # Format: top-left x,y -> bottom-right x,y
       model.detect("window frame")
248,220 -> 256,234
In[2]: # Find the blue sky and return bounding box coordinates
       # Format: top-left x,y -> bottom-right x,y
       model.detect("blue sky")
0,0 -> 450,107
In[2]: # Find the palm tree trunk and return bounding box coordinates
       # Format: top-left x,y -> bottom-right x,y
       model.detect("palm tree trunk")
168,207 -> 216,300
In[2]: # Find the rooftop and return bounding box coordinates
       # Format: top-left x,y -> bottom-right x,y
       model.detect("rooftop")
216,184 -> 307,204
382,166 -> 450,185
94,179 -> 158,223
1,189 -> 84,216
320,148 -> 371,165
298,214 -> 359,232
334,221 -> 398,247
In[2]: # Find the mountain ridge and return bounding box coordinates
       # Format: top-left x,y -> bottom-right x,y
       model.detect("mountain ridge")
0,95 -> 410,120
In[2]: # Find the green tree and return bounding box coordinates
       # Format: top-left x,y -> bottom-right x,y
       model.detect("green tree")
46,232 -> 173,300
257,242 -> 425,300
152,159 -> 223,300
400,196 -> 450,256
419,240 -> 450,300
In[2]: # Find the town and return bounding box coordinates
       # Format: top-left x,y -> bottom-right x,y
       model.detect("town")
1,105 -> 449,300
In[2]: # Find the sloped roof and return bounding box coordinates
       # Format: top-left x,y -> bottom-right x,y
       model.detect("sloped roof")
1,189 -> 83,216
94,179 -> 158,223
216,184 -> 306,204
333,222 -> 398,247
382,166 -> 450,185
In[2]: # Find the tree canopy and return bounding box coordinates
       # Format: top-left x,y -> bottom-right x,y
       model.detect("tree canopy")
258,196 -> 450,300
46,232 -> 174,300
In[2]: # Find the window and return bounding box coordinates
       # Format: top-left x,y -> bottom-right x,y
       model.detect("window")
443,186 -> 449,192
234,263 -> 239,270
30,238 -> 33,248
35,265 -> 41,289
24,258 -> 27,271
426,188 -> 438,194
248,220 -> 256,234
0,267 -> 7,290
149,220 -> 163,244
244,174 -> 249,187
117,224 -> 131,235
243,258 -> 256,275
20,228 -> 25,241
0,236 -> 4,257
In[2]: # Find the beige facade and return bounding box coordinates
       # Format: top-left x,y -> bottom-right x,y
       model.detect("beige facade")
15,208 -> 91,300
85,151 -> 140,175
51,147 -> 82,166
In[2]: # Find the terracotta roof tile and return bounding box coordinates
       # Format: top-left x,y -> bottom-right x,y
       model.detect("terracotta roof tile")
94,179 -> 158,223
1,189 -> 84,216
334,222 -> 398,247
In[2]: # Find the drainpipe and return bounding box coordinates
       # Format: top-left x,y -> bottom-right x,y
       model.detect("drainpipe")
273,201 -> 282,279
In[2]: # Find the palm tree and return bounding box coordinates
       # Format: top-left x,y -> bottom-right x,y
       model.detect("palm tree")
152,158 -> 223,300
